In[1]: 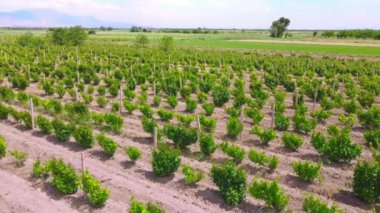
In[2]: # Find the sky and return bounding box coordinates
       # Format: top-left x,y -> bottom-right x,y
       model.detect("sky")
0,0 -> 379,29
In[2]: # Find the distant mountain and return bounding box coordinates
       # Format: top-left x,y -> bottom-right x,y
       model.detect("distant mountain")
0,9 -> 132,28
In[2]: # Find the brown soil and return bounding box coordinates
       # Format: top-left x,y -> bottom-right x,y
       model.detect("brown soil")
0,78 -> 377,213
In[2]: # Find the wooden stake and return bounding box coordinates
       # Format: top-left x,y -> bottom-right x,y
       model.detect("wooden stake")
153,127 -> 158,148
81,152 -> 85,172
271,102 -> 275,128
313,89 -> 318,111
29,98 -> 35,130
179,77 -> 183,90
153,81 -> 156,96
119,85 -> 123,114
197,115 -> 201,142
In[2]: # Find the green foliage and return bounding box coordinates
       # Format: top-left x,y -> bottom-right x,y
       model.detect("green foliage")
96,133 -> 118,156
49,26 -> 88,46
176,114 -> 194,127
282,132 -> 303,151
0,135 -> 6,159
185,98 -> 197,113
353,160 -> 380,204
250,126 -> 276,145
293,104 -> 317,134
17,32 -> 45,47
270,17 -> 291,38
182,165 -> 204,185
124,146 -> 142,161
73,126 -> 94,148
244,108 -> 264,125
45,158 -> 80,195
36,115 -> 53,134
199,133 -> 216,156
226,117 -> 243,138
167,96 -> 178,109
123,100 -> 138,113
274,113 -> 289,131
249,179 -> 289,210
202,102 -> 215,116
141,116 -> 158,134
210,161 -> 247,206
248,148 -> 279,171
104,113 -> 123,133
81,171 -> 109,207
292,161 -> 322,183
303,194 -> 343,213
0,103 -> 10,120
199,116 -> 216,133
220,142 -> 245,163
343,100 -> 361,114
20,111 -> 32,129
97,96 -> 108,108
134,34 -> 149,49
151,144 -> 181,177
311,109 -> 332,122
33,160 -> 47,178
157,108 -> 174,121
159,36 -> 174,52
129,198 -> 165,213
212,85 -> 230,106
311,126 -> 362,163
364,130 -> 380,148
358,106 -> 380,130
11,74 -> 29,90
164,124 -> 197,149
52,119 -> 75,142
111,102 -> 120,112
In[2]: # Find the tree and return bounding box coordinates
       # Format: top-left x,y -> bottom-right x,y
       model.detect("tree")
270,17 -> 291,38
134,34 -> 149,49
49,26 -> 88,46
159,36 -> 174,52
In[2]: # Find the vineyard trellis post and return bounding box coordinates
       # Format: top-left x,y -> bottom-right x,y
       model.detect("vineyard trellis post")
313,89 -> 318,111
153,127 -> 158,148
81,152 -> 85,172
197,115 -> 201,142
119,85 -> 123,114
29,98 -> 35,130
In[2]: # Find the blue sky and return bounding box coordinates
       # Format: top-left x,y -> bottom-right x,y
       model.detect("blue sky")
0,0 -> 379,29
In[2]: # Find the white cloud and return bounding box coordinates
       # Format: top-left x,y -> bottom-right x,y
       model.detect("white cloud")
0,0 -> 379,29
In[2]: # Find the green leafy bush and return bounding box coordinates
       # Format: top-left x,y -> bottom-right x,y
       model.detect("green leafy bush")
36,115 -> 53,134
157,108 -> 174,122
129,198 -> 165,213
46,158 -> 80,195
124,146 -> 142,161
139,105 -> 153,118
176,114 -> 194,127
249,179 -> 289,210
182,165 -> 204,185
52,119 -> 75,142
220,142 -> 245,163
248,148 -> 279,171
199,133 -> 216,156
123,100 -> 138,113
20,111 -> 32,129
303,194 -> 343,213
200,116 -> 216,133
153,96 -> 161,107
167,96 -> 178,109
0,135 -> 6,158
111,102 -> 120,112
97,96 -> 108,108
244,107 -> 264,125
0,103 -> 10,120
73,126 -> 94,148
353,160 -> 380,204
358,106 -> 380,130
96,133 -> 118,156
202,103 -> 215,116
311,126 -> 362,163
164,124 -> 197,149
81,171 -> 109,207
292,161 -> 322,183
226,117 -> 243,138
151,144 -> 181,177
274,113 -> 289,131
293,105 -> 317,134
185,98 -> 197,113
282,132 -> 303,151
364,130 -> 380,148
211,161 -> 247,205
311,109 -> 332,122
141,116 -> 158,134
104,113 -> 123,133
212,85 -> 230,106
250,126 -> 276,145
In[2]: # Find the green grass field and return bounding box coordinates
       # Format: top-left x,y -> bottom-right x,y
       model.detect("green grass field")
1,29 -> 380,56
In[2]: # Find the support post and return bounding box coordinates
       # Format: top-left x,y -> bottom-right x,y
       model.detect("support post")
29,98 -> 35,130
153,127 -> 158,148
81,152 -> 85,172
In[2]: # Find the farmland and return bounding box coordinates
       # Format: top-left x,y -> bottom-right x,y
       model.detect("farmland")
0,30 -> 379,213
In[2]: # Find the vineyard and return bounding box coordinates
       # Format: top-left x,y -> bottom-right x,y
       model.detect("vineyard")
0,40 -> 379,213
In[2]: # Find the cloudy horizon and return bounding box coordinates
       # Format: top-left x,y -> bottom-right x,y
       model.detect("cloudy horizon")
0,0 -> 379,30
